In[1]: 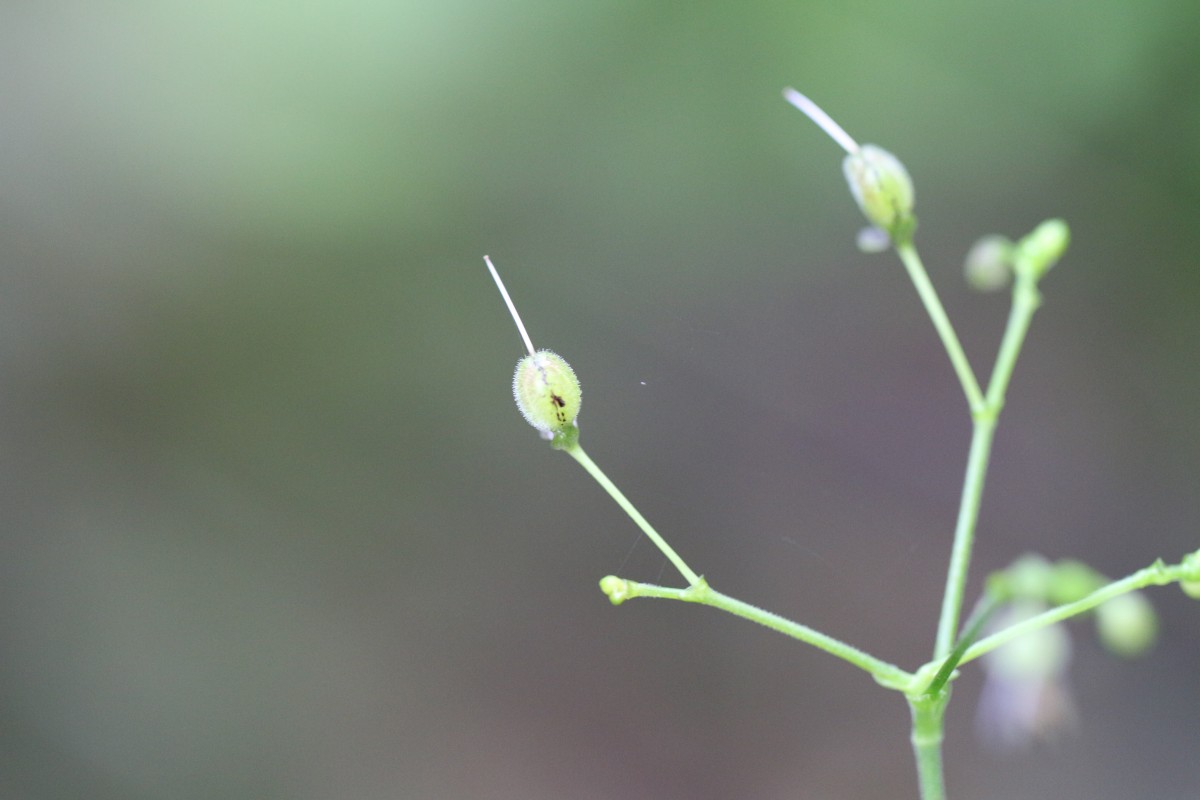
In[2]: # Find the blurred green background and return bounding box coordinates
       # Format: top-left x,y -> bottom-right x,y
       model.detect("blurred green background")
2,2 -> 1199,798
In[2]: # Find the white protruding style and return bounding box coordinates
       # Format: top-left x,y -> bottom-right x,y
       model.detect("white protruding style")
782,88 -> 860,155
484,255 -> 536,357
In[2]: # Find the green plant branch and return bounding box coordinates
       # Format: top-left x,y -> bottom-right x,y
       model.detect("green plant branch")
984,269 -> 1041,406
894,241 -> 985,411
932,417 -> 998,658
958,557 -> 1190,666
564,442 -> 702,587
570,440 -> 913,688
599,575 -> 914,688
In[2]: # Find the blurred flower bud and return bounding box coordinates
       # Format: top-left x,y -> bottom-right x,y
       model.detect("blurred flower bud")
1005,554 -> 1054,600
1095,591 -> 1157,657
513,350 -> 581,444
1181,580 -> 1200,600
976,601 -> 1076,749
963,235 -> 1014,291
842,144 -> 915,239
1015,219 -> 1070,279
1047,559 -> 1106,605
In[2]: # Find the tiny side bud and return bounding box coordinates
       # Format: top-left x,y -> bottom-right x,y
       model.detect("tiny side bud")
599,575 -> 632,605
513,349 -> 582,442
964,235 -> 1014,292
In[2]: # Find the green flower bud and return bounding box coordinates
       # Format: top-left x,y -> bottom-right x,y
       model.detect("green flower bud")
1014,219 -> 1070,279
782,91 -> 916,243
842,144 -> 915,239
599,575 -> 632,605
1181,580 -> 1200,600
1047,559 -> 1106,605
485,256 -> 583,449
1004,553 -> 1054,600
513,349 -> 581,443
1094,591 -> 1157,658
963,235 -> 1014,292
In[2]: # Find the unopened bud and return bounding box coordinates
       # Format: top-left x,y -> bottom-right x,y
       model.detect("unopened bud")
1015,219 -> 1070,279
1047,559 -> 1105,605
599,575 -> 632,605
1095,591 -> 1157,657
782,90 -> 916,243
485,256 -> 583,449
514,350 -> 581,444
842,144 -> 916,239
964,235 -> 1014,292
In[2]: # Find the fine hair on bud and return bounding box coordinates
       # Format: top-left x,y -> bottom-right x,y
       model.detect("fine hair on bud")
513,349 -> 582,438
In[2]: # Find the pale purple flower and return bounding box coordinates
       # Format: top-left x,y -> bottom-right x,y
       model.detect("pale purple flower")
975,602 -> 1077,749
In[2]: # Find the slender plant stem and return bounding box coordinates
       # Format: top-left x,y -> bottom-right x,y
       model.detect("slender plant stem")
932,418 -> 996,658
908,692 -> 949,800
959,558 -> 1183,666
894,242 -> 985,411
605,578 -> 914,687
564,443 -> 702,586
985,271 -> 1041,406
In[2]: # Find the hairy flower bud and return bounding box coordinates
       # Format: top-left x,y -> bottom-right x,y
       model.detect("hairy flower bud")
513,349 -> 581,443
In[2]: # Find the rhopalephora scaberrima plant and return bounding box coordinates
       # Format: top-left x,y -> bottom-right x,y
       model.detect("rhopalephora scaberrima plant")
482,89 -> 1200,800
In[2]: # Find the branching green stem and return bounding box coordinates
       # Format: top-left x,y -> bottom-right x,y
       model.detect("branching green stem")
571,441 -> 915,688
564,443 -> 702,586
894,238 -> 1048,800
903,239 -> 1045,659
601,576 -> 913,688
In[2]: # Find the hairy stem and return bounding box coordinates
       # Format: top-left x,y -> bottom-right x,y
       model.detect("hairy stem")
602,577 -> 913,687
